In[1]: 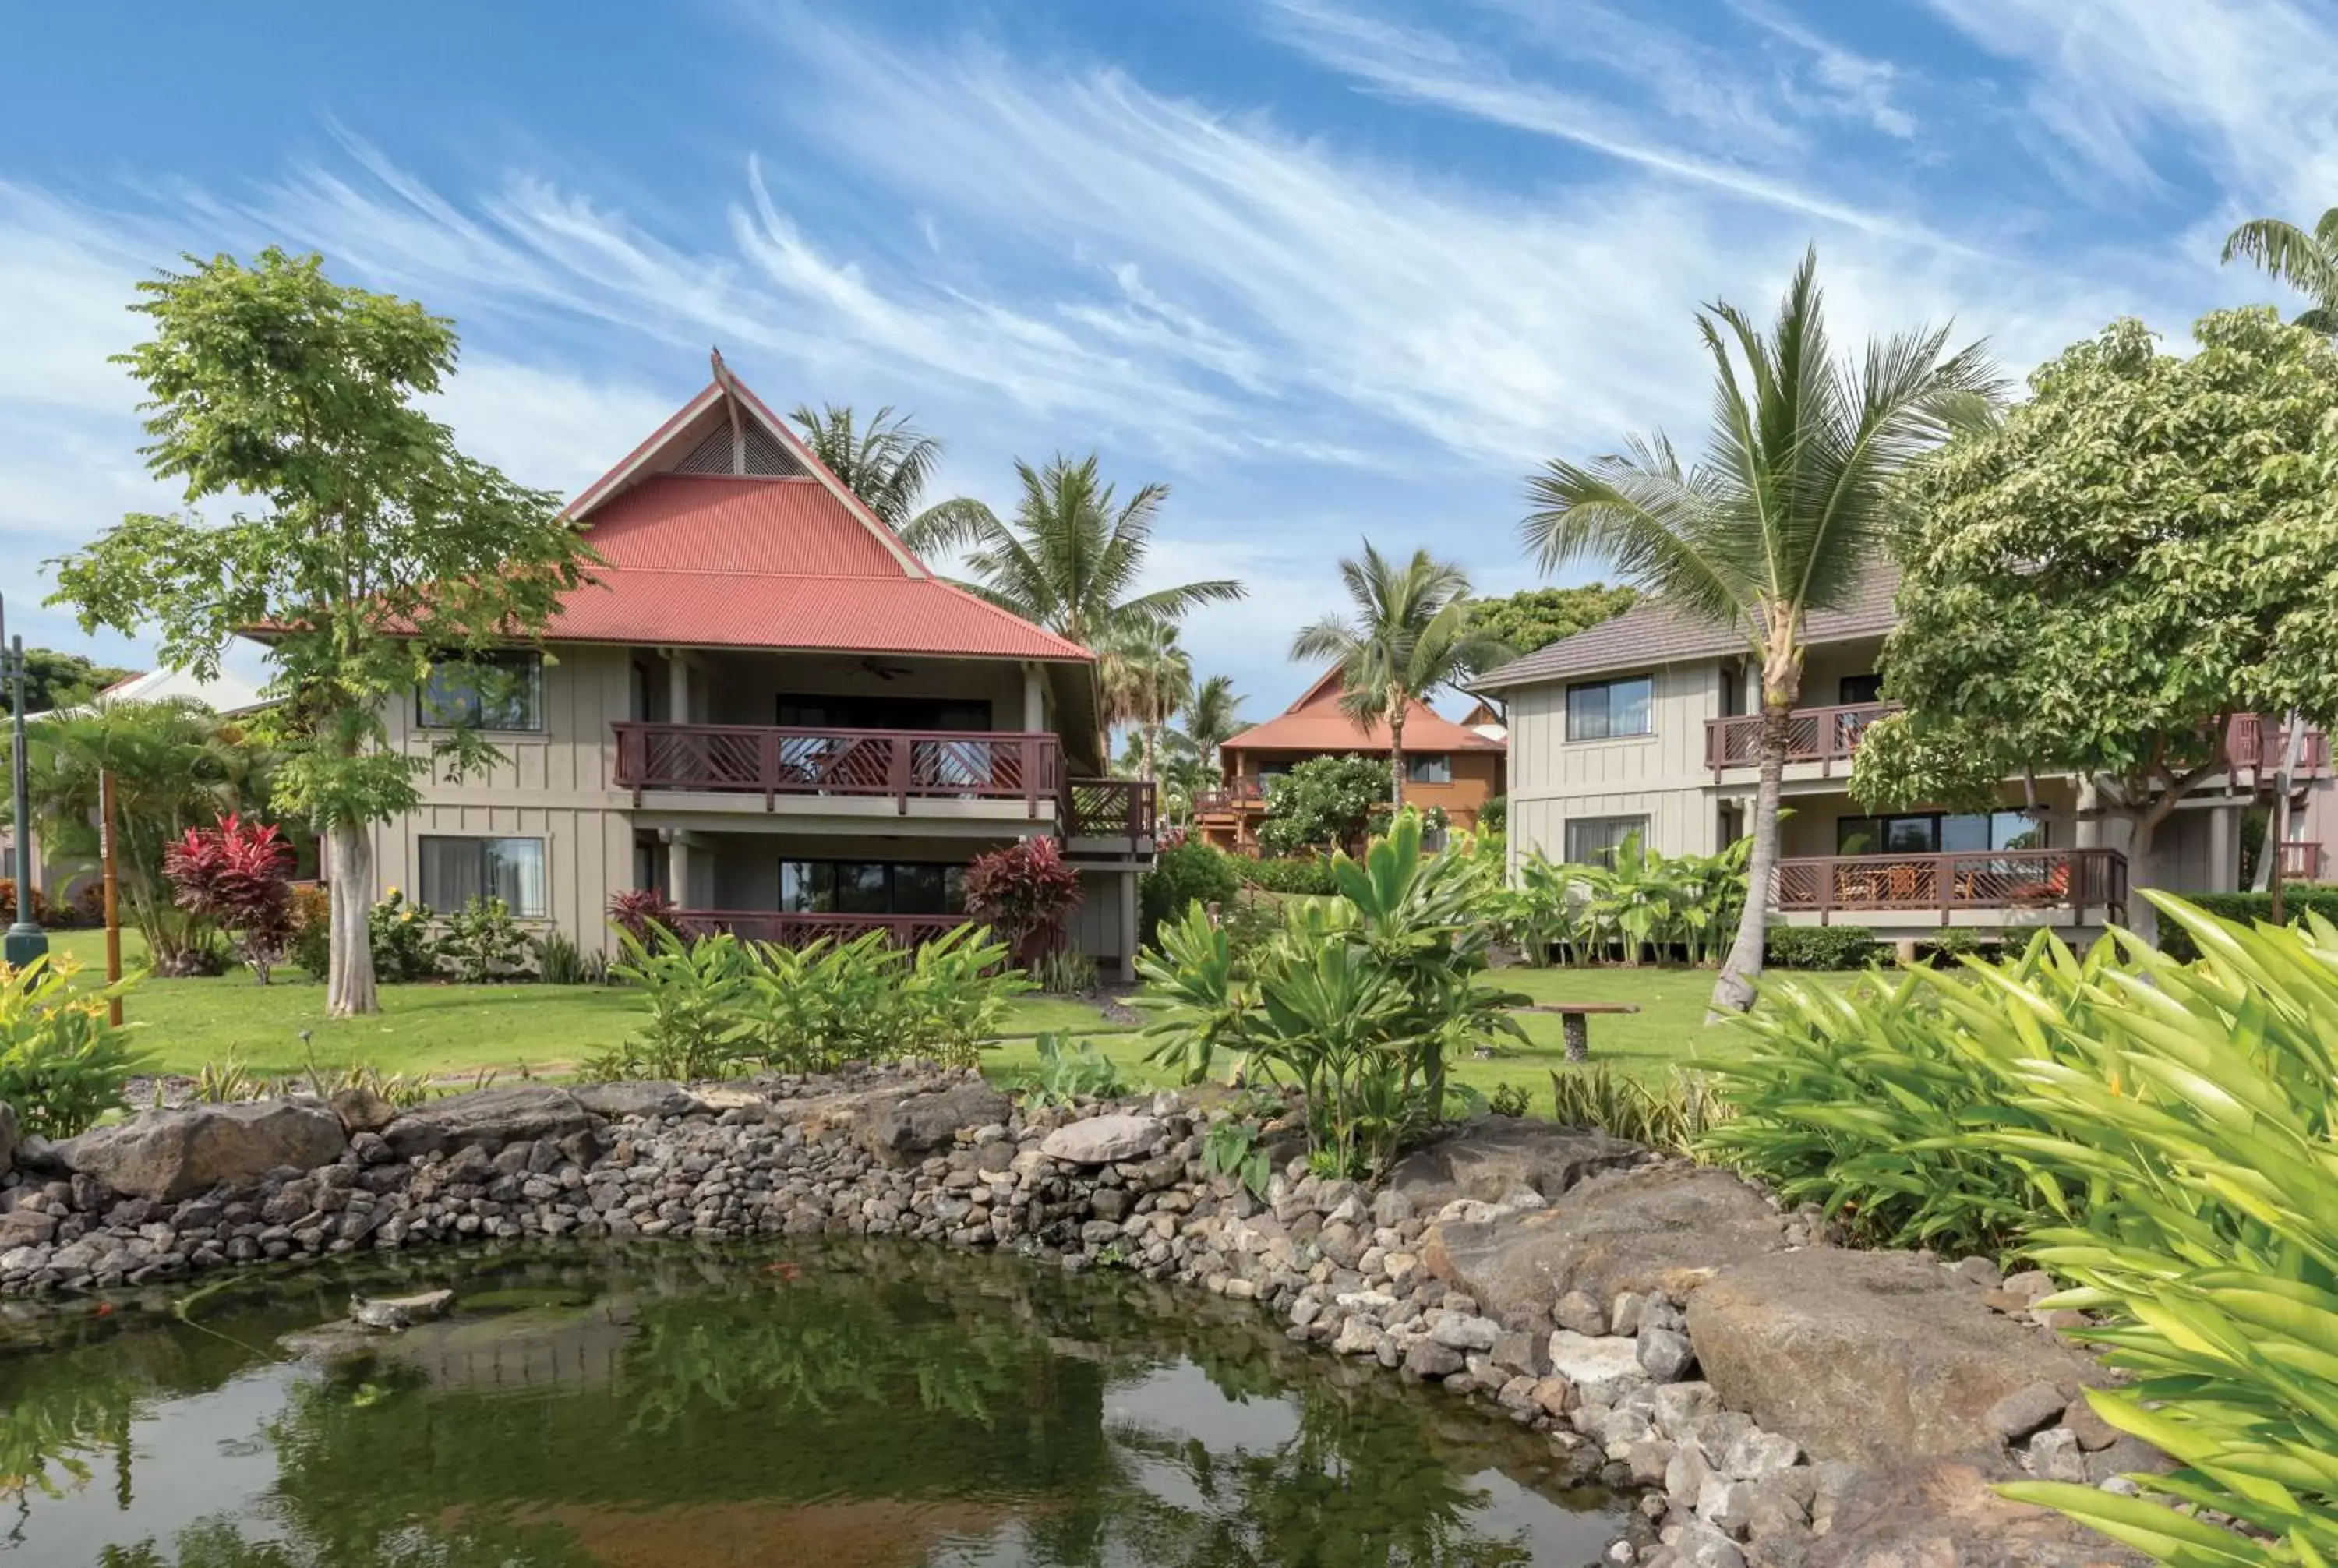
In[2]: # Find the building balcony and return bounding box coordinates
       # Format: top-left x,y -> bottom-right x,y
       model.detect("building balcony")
1770,846 -> 2127,926
1194,779 -> 1268,817
610,721 -> 1152,848
1710,705 -> 2326,785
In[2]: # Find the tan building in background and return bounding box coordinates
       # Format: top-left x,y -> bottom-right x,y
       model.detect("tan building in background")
1195,668 -> 1506,854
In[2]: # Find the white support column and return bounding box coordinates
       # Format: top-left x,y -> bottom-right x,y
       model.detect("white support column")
666,832 -> 694,908
667,653 -> 692,726
2074,778 -> 2101,851
2209,802 -> 2239,893
1117,868 -> 1139,984
1022,662 -> 1047,733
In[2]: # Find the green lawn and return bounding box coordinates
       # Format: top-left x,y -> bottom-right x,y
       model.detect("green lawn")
41,929 -> 1125,1079
38,927 -> 1847,1108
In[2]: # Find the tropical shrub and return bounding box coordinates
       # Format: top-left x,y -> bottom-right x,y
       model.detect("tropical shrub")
1255,755 -> 1389,856
607,886 -> 680,946
440,895 -> 529,982
163,814 -> 295,984
2152,886 -> 2338,961
1549,1065 -> 1732,1157
902,924 -> 1029,1068
1498,835 -> 1750,966
290,885 -> 332,981
1013,1033 -> 1129,1107
0,956 -> 145,1138
1987,899 -> 2338,1562
963,838 -> 1083,961
1234,854 -> 1340,895
744,930 -> 913,1074
368,889 -> 441,983
532,931 -> 606,985
1487,1081 -> 1531,1118
1201,1117 -> 1273,1198
1761,923 -> 1879,971
1136,810 -> 1526,1178
1475,795 -> 1507,834
1140,839 -> 1240,941
1026,948 -> 1100,996
593,926 -> 758,1082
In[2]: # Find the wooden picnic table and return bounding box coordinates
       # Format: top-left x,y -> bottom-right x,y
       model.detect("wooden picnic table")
1513,1002 -> 1642,1063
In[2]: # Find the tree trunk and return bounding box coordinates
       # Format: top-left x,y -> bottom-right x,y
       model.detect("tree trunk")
2123,806 -> 2163,950
1711,705 -> 1785,1014
325,821 -> 380,1017
1139,722 -> 1158,784
1389,700 -> 1407,810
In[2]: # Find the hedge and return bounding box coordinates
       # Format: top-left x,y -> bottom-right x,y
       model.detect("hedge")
1234,856 -> 1341,896
1139,842 -> 1241,943
1763,924 -> 1880,970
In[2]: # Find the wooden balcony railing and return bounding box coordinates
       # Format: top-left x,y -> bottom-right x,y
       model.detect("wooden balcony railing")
613,722 -> 1061,814
667,909 -> 968,949
2279,839 -> 2325,881
2227,714 -> 2332,779
1771,846 -> 2127,923
1706,702 -> 1898,771
1194,779 -> 1267,816
1065,777 -> 1157,842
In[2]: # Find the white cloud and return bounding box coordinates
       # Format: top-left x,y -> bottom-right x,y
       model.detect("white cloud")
1728,1 -> 1918,139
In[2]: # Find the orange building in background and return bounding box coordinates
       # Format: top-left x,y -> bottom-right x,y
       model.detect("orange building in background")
1195,669 -> 1506,854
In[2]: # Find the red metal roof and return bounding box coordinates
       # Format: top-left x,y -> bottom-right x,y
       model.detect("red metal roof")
556,473 -> 1089,660
1221,667 -> 1506,754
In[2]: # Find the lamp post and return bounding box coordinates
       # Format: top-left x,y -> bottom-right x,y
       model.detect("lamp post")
1,595 -> 49,966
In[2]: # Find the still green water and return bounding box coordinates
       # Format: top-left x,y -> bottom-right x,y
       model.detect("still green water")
0,1241 -> 1625,1566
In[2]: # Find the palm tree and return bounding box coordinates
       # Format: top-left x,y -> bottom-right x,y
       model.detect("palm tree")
1291,543 -> 1511,811
1180,674 -> 1245,775
1520,246 -> 1999,1013
786,404 -> 995,549
918,453 -> 1245,648
1100,620 -> 1192,782
2222,208 -> 2338,332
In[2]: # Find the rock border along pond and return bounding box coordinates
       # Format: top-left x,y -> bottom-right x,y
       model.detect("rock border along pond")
0,1071 -> 2162,1567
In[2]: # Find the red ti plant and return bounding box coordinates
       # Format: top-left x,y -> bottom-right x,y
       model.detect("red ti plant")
163,814 -> 295,984
962,837 -> 1084,963
607,886 -> 681,946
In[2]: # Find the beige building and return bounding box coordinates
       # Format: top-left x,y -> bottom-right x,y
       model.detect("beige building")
1474,575 -> 2329,938
366,355 -> 1153,976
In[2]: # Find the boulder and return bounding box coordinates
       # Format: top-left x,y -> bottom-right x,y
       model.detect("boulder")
59,1100 -> 347,1201
1686,1248 -> 2107,1464
381,1086 -> 592,1159
1425,1164 -> 1792,1328
570,1082 -> 706,1121
1386,1120 -> 1645,1208
1040,1114 -> 1164,1166
1803,1459 -> 2150,1566
857,1080 -> 1015,1161
0,1100 -> 16,1173
328,1086 -> 397,1135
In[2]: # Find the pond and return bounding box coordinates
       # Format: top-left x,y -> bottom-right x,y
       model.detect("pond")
0,1241 -> 1627,1566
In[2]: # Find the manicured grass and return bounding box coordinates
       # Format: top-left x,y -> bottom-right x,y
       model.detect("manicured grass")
39,928 -> 1126,1079
982,963 -> 1865,1115
37,927 -> 1852,1110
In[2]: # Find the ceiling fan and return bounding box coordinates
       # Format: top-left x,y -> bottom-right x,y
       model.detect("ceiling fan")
860,656 -> 914,681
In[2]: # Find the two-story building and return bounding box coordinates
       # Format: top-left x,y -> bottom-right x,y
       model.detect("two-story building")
1474,572 -> 2330,938
368,357 -> 1153,976
1193,668 -> 1506,853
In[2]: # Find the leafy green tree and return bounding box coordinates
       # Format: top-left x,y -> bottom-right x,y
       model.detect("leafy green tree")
786,402 -> 995,550
1256,754 -> 1390,856
2222,207 -> 2338,333
1521,248 -> 1998,1012
48,249 -> 597,1016
1291,543 -> 1509,809
919,452 -> 1245,647
1461,584 -> 1637,658
1852,309 -> 2338,945
0,648 -> 137,715
9,700 -> 271,972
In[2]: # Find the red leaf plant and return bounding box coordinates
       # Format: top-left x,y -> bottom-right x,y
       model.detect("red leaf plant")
962,837 -> 1084,963
164,814 -> 295,984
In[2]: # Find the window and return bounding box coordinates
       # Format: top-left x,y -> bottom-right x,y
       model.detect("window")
418,836 -> 546,916
779,860 -> 967,915
417,652 -> 542,731
1836,811 -> 2038,856
1565,676 -> 1653,740
1565,815 -> 1648,867
1838,673 -> 1884,706
1405,754 -> 1453,785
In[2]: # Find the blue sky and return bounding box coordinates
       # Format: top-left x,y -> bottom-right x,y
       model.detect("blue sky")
2,0 -> 2329,716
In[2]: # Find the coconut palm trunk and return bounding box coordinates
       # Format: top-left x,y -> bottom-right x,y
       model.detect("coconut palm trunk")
1387,694 -> 1407,809
1713,633 -> 1801,1012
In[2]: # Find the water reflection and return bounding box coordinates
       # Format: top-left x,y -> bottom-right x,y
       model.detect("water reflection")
0,1241 -> 1621,1566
